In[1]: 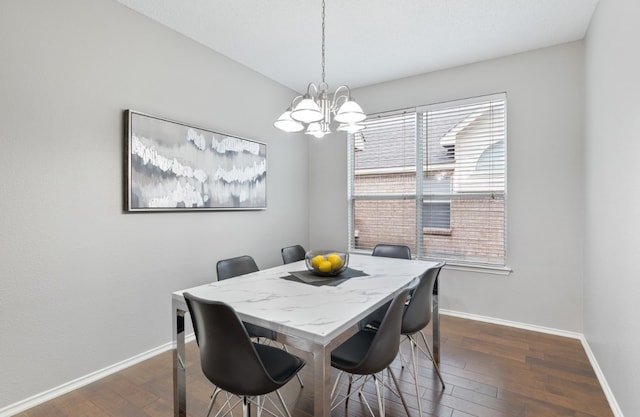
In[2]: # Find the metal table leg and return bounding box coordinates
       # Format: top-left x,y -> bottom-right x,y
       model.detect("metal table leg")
311,345 -> 331,417
173,304 -> 186,417
433,277 -> 440,364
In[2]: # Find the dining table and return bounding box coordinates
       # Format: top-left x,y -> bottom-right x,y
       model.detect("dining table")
171,253 -> 441,417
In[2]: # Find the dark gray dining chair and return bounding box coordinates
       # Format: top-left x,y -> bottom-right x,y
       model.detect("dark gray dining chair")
372,243 -> 411,259
400,262 -> 446,417
281,245 -> 306,264
217,255 -> 260,281
184,293 -> 306,417
216,255 -> 304,388
330,288 -> 412,417
360,243 -> 412,329
216,255 -> 276,341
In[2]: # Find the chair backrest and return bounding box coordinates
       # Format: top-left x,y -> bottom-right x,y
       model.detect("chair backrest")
215,255 -> 276,340
217,255 -> 259,280
281,245 -> 306,264
183,292 -> 282,396
351,288 -> 411,375
372,244 -> 411,260
402,262 -> 445,335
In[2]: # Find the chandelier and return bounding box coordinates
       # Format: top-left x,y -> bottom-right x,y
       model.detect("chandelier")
274,0 -> 366,137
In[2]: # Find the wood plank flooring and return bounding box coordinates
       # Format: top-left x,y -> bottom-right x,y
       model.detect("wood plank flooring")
16,315 -> 614,417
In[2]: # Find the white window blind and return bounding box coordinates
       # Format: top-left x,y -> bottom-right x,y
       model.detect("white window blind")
348,93 -> 507,268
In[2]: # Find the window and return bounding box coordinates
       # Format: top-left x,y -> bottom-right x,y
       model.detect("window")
423,174 -> 451,232
348,93 -> 507,268
422,201 -> 451,231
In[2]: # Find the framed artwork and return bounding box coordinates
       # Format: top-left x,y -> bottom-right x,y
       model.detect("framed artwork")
124,110 -> 266,211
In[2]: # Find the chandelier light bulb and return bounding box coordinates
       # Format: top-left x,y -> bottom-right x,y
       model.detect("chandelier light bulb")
274,108 -> 304,132
290,95 -> 323,123
337,123 -> 366,133
334,98 -> 366,124
305,122 -> 323,137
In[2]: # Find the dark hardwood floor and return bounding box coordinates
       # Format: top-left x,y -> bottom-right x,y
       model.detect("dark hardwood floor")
16,315 -> 614,417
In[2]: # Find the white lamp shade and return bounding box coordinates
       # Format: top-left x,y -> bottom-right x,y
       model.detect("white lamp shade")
291,97 -> 323,123
334,99 -> 366,123
274,110 -> 304,132
305,122 -> 325,138
337,123 -> 366,133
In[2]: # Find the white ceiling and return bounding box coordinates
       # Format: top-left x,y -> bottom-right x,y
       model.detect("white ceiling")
115,0 -> 599,93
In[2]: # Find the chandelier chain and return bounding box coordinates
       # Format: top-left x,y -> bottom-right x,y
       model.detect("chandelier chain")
321,0 -> 326,84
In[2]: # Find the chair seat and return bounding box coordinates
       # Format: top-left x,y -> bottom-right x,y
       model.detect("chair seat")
255,343 -> 306,384
331,330 -> 374,370
245,322 -> 277,340
331,329 -> 382,374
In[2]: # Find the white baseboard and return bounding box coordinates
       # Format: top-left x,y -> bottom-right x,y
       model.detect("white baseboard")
0,334 -> 196,417
578,334 -> 625,417
440,309 -> 584,339
440,309 -> 624,417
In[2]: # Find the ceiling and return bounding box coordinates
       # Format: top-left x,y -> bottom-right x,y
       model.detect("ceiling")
115,0 -> 599,94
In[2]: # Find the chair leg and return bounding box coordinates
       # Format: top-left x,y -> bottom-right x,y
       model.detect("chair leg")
330,370 -> 343,400
212,391 -> 242,417
387,367 -> 412,417
257,396 -> 263,417
419,331 -> 446,389
373,373 -> 385,417
206,387 -> 223,417
275,389 -> 292,417
333,372 -> 410,417
209,392 -> 293,417
331,372 -> 363,412
242,396 -> 251,417
337,374 -> 375,417
409,335 -> 423,417
398,335 -> 409,369
359,387 -> 376,417
346,374 -> 354,408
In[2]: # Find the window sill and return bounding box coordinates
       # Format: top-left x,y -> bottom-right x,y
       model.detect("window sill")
350,248 -> 512,275
440,262 -> 512,275
422,228 -> 452,236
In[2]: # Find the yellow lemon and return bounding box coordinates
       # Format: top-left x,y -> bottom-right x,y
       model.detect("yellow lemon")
318,260 -> 332,273
311,255 -> 326,269
327,253 -> 343,270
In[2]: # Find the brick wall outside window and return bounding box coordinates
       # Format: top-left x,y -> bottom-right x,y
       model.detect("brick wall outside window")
353,172 -> 505,263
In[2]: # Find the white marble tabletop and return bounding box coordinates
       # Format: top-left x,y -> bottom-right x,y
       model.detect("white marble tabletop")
173,253 -> 438,345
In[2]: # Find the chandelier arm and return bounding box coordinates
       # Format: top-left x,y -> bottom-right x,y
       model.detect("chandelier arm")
290,94 -> 304,108
306,83 -> 319,97
334,85 -> 351,96
332,85 -> 351,110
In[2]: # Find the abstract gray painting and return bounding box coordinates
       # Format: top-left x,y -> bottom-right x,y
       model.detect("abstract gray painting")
125,110 -> 266,211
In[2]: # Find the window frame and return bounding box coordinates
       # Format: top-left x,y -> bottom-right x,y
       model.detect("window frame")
347,93 -> 509,273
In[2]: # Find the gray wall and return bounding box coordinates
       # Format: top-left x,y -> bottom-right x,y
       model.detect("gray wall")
3,0 -> 638,414
0,0 -> 308,408
585,0 -> 640,415
311,41 -> 586,332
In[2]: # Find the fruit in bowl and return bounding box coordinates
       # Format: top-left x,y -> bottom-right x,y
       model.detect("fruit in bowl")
305,250 -> 349,276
